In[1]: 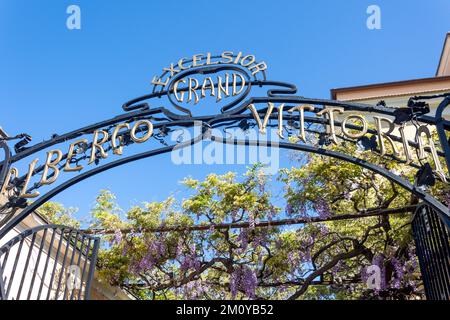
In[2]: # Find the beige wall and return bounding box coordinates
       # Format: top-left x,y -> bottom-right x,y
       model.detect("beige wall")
437,33 -> 450,77
0,213 -> 92,300
329,38 -> 450,167
91,277 -> 133,300
332,78 -> 450,118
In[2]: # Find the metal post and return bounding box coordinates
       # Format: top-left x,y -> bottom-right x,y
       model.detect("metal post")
84,237 -> 99,300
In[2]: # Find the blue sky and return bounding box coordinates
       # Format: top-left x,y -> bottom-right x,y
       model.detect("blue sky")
1,0 -> 449,224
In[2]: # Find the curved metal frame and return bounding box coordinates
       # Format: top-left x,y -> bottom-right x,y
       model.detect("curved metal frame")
412,204 -> 450,300
0,51 -> 448,303
0,116 -> 449,241
0,80 -> 449,239
0,141 -> 11,188
435,95 -> 450,170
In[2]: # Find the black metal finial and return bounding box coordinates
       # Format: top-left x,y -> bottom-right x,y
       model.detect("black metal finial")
357,135 -> 378,151
415,163 -> 436,188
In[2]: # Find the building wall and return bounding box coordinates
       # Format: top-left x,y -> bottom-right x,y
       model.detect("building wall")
328,33 -> 450,165
0,213 -> 91,300
0,196 -> 130,300
436,33 -> 450,77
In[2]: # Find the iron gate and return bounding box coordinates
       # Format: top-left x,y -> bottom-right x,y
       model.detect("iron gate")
0,224 -> 99,300
412,204 -> 450,300
0,52 -> 449,299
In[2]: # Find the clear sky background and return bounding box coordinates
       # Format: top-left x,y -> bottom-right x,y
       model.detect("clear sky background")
1,0 -> 449,225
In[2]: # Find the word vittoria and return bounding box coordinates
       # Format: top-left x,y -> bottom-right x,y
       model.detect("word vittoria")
0,103 -> 445,199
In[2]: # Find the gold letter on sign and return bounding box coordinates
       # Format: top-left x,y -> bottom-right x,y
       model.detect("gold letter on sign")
111,123 -> 130,155
248,103 -> 275,134
398,124 -> 413,165
0,167 -> 19,196
188,78 -> 200,104
232,73 -> 245,96
201,77 -> 216,98
131,120 -> 153,143
65,139 -> 88,172
89,130 -> 109,165
151,75 -> 169,87
178,57 -> 191,71
174,79 -> 186,102
317,107 -> 344,144
288,105 -> 315,142
277,104 -> 286,139
217,74 -> 230,102
373,117 -> 399,156
20,159 -> 40,198
416,125 -> 446,182
41,150 -> 63,185
248,62 -> 268,76
341,114 -> 368,139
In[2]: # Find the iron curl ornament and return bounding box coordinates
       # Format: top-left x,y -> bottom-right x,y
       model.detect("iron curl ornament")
0,51 -> 450,240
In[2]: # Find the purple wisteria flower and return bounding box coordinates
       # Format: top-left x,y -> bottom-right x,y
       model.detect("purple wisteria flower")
343,191 -> 352,201
176,240 -> 183,258
242,268 -> 258,299
446,192 -> 450,210
110,229 -> 123,246
130,239 -> 168,274
230,266 -> 258,299
314,198 -> 332,219
268,206 -> 277,221
180,244 -> 202,272
287,252 -> 300,272
391,257 -> 405,289
180,255 -> 201,272
231,209 -> 238,221
182,280 -> 206,300
237,230 -> 249,251
141,254 -> 156,269
285,204 -> 294,216
121,243 -> 128,256
407,248 -> 418,270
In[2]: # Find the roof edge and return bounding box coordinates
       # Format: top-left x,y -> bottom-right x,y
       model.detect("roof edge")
330,75 -> 450,100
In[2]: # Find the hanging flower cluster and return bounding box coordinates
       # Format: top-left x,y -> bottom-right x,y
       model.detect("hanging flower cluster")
230,266 -> 258,299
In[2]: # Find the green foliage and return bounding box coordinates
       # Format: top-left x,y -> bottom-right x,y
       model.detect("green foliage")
38,202 -> 80,229
89,157 -> 426,300
41,130 -> 450,300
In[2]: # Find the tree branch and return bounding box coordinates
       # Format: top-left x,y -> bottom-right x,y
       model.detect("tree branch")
87,205 -> 416,235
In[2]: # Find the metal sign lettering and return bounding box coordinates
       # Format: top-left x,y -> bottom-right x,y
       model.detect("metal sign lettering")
0,51 -> 449,238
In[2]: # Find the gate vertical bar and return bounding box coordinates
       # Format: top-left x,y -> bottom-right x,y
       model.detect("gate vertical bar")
84,237 -> 99,300
413,204 -> 450,300
0,225 -> 100,300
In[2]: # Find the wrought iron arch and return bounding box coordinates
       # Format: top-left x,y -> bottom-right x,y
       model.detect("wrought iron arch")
1,90 -> 450,238
0,121 -> 448,238
1,56 -> 450,300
